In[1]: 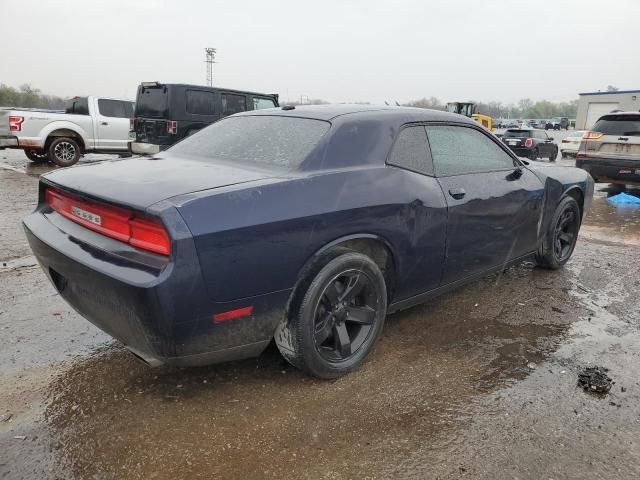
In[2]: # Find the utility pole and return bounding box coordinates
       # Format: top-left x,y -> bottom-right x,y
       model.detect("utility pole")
205,48 -> 216,87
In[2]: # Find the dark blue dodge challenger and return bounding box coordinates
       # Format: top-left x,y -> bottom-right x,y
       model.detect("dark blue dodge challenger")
24,106 -> 593,378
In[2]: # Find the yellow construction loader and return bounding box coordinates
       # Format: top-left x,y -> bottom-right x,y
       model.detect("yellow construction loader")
445,102 -> 493,130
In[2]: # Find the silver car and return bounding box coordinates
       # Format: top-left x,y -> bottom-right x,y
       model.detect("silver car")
576,112 -> 640,186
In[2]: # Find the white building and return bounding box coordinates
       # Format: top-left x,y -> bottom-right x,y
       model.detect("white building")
576,90 -> 640,130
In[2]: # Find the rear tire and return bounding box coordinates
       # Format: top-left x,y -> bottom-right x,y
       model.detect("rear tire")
24,149 -> 49,163
48,137 -> 81,167
275,249 -> 387,378
536,196 -> 581,269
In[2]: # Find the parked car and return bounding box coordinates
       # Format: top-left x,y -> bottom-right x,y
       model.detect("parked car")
558,117 -> 570,130
0,96 -> 134,166
502,128 -> 559,161
129,82 -> 279,155
545,119 -> 561,130
576,112 -> 640,186
560,131 -> 588,158
23,106 -> 593,378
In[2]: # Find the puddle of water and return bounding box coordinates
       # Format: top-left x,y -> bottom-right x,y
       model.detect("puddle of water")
36,262 -> 585,479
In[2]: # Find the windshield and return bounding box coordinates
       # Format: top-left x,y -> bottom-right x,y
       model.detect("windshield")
592,115 -> 640,136
168,115 -> 330,169
504,129 -> 532,138
135,86 -> 168,118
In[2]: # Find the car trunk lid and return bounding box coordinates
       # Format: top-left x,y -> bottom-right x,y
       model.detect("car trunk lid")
42,155 -> 276,210
587,134 -> 640,160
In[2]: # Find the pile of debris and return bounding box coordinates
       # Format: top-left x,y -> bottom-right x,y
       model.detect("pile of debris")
578,366 -> 613,394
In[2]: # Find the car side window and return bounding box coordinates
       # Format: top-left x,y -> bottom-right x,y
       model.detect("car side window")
221,93 -> 247,116
387,126 -> 433,176
425,125 -> 515,176
253,97 -> 276,110
186,90 -> 216,116
98,99 -> 134,118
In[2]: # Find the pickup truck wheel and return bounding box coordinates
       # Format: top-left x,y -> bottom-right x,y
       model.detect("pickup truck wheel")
24,149 -> 49,163
536,196 -> 581,270
275,249 -> 387,378
49,137 -> 80,167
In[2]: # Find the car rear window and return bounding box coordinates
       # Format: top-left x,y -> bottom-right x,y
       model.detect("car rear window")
503,130 -> 532,138
168,116 -> 330,169
136,86 -> 169,118
592,115 -> 640,137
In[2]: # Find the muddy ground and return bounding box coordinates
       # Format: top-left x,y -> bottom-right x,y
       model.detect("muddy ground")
1,142 -> 640,479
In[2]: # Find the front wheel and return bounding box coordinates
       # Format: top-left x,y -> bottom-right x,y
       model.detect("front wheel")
536,196 -> 581,269
24,149 -> 49,163
275,250 -> 387,378
48,137 -> 81,167
549,147 -> 558,162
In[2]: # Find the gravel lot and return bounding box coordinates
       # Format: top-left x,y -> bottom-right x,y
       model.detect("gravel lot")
1,137 -> 640,480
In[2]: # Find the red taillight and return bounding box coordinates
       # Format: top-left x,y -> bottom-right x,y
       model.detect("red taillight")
129,217 -> 171,255
524,138 -> 533,148
9,116 -> 24,132
582,131 -> 603,140
212,306 -> 254,323
45,188 -> 170,256
577,152 -> 587,159
129,118 -> 135,130
167,120 -> 177,134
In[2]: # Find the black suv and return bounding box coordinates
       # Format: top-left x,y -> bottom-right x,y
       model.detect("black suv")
501,128 -> 558,161
130,83 -> 279,155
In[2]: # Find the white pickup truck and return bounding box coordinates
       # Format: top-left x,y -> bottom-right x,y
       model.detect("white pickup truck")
0,96 -> 134,166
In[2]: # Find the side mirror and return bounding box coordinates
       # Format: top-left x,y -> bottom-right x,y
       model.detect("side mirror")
549,137 -> 554,141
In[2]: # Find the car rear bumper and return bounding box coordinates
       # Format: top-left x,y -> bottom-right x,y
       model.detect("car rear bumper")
23,209 -> 287,367
130,141 -> 162,155
0,135 -> 19,149
576,156 -> 640,184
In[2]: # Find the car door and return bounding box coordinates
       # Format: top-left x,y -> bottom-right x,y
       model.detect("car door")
96,99 -> 134,150
425,124 -> 545,285
385,125 -> 448,299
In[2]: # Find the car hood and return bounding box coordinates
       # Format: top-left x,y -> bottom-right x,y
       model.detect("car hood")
42,155 -> 276,210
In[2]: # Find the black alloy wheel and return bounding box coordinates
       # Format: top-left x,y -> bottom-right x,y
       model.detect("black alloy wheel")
553,207 -> 578,263
275,249 -> 387,378
536,196 -> 581,269
313,270 -> 378,362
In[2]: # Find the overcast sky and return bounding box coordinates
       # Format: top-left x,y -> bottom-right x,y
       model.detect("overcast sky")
1,0 -> 639,104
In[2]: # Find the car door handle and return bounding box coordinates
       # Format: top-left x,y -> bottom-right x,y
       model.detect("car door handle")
101,122 -> 109,126
448,188 -> 466,199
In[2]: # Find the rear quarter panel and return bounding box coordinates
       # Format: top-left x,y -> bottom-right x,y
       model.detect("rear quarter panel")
526,163 -> 594,229
174,167 -> 448,304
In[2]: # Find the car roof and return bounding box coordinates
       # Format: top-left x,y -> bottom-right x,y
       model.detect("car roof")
598,111 -> 640,119
141,83 -> 277,97
235,104 -> 475,124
